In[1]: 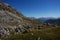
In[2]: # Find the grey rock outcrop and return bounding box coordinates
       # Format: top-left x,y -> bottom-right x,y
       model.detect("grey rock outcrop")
0,2 -> 32,38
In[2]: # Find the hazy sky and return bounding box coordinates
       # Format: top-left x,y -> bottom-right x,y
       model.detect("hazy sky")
3,0 -> 60,18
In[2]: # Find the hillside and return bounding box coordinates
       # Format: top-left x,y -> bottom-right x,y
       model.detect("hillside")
0,2 -> 60,40
0,2 -> 50,39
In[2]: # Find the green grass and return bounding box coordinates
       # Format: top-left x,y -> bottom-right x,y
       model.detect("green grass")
2,27 -> 60,40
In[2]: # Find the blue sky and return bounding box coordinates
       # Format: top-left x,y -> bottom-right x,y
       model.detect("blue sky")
2,0 -> 60,18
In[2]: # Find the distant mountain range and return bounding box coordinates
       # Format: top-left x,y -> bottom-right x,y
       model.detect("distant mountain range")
30,17 -> 60,26
36,17 -> 54,22
29,17 -> 56,22
45,18 -> 60,26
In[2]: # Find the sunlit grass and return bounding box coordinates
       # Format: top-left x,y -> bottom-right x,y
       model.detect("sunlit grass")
3,27 -> 60,40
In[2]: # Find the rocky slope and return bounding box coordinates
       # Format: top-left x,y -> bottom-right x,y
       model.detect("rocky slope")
0,2 -> 24,38
0,2 -> 38,38
0,2 -> 56,39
